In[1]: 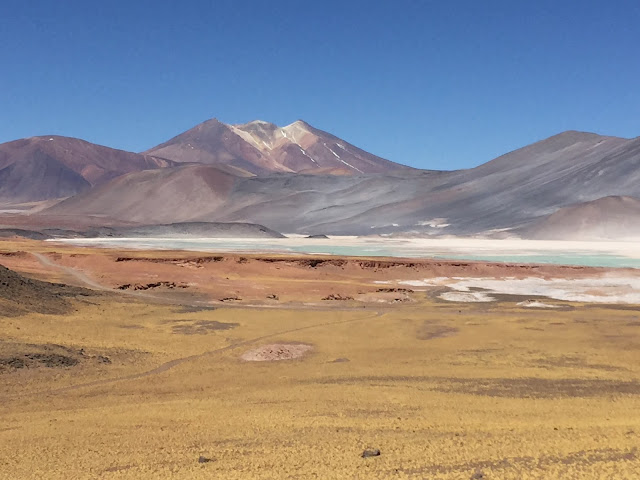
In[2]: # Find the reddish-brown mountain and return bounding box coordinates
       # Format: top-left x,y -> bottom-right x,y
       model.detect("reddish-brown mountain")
0,136 -> 174,202
144,119 -> 412,175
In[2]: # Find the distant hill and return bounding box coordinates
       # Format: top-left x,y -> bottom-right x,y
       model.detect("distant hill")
45,164 -> 237,224
517,196 -> 640,240
144,119 -> 412,175
101,222 -> 285,238
0,221 -> 284,240
0,136 -> 174,202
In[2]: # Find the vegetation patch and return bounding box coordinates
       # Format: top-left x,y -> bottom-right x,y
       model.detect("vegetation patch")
417,323 -> 459,340
172,320 -> 238,335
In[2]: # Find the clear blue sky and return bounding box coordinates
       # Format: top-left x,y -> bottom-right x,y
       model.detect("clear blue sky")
1,0 -> 639,169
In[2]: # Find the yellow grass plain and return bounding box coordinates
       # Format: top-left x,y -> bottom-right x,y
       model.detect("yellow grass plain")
1,241 -> 640,479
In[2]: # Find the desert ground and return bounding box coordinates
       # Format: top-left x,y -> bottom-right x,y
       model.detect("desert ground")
2,239 -> 640,479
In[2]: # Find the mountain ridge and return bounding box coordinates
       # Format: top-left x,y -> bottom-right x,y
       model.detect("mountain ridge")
2,121 -> 640,238
40,128 -> 640,236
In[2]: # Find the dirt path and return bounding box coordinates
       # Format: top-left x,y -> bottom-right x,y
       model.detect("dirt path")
32,252 -> 111,291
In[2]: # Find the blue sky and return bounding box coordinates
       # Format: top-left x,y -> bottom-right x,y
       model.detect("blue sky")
1,0 -> 639,169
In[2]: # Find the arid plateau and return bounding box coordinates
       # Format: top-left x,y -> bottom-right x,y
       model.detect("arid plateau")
2,238 -> 640,479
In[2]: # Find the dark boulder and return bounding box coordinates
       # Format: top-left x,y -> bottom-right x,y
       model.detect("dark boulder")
361,448 -> 381,458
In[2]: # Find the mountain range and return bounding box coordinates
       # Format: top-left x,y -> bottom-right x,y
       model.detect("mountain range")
1,118 -> 640,239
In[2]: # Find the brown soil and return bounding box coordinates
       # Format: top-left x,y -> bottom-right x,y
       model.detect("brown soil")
107,254 -> 621,279
3,240 -> 640,309
240,343 -> 313,362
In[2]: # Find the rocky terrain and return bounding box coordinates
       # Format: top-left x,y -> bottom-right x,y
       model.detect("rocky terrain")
0,263 -> 91,316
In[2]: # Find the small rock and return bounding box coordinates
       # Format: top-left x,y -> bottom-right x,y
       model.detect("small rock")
470,470 -> 485,479
322,293 -> 354,301
361,448 -> 381,458
376,287 -> 414,293
220,296 -> 241,302
266,294 -> 279,300
198,455 -> 213,464
330,357 -> 350,363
